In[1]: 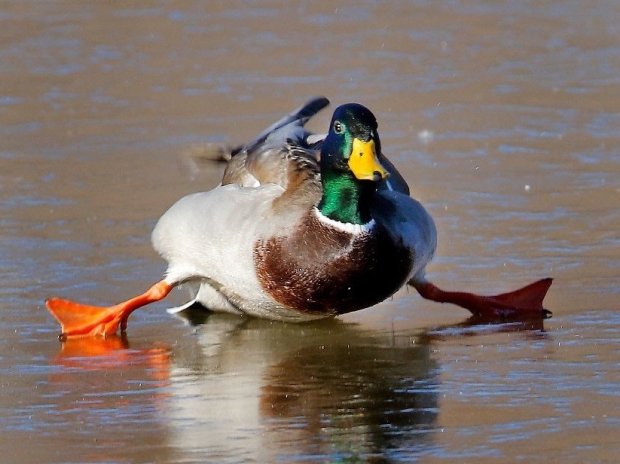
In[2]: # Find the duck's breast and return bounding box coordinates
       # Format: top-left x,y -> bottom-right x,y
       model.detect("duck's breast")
254,209 -> 416,316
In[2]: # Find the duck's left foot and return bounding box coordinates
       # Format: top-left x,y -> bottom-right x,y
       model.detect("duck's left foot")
409,278 -> 553,320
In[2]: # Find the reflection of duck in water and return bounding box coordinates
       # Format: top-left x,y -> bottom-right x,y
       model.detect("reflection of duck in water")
165,312 -> 440,461
47,97 -> 552,338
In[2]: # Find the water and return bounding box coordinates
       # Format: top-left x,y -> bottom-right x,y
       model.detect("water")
1,1 -> 619,462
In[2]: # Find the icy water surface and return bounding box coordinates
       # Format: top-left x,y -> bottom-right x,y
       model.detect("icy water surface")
1,1 -> 619,463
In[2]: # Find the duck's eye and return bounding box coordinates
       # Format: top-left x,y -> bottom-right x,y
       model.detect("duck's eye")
333,121 -> 344,134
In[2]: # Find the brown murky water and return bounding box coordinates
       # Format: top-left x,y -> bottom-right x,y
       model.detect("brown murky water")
1,1 -> 619,463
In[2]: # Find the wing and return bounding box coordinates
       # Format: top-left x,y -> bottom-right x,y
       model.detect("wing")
222,96 -> 330,189
376,154 -> 410,196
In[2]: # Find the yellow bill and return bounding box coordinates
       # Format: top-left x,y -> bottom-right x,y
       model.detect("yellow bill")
348,138 -> 390,181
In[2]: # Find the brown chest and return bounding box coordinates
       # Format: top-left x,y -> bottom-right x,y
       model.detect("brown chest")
253,214 -> 413,316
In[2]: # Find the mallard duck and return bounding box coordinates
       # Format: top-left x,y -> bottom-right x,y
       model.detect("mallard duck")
47,97 -> 552,338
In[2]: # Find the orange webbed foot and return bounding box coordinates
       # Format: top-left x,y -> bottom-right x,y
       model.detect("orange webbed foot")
46,281 -> 173,339
46,298 -> 126,338
410,278 -> 553,320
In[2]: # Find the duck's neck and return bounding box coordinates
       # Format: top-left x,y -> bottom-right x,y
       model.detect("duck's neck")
317,172 -> 375,225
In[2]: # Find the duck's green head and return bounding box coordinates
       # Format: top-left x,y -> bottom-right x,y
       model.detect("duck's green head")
320,103 -> 390,182
318,103 -> 390,225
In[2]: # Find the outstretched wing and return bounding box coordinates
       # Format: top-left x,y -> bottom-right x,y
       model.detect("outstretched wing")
243,96 -> 330,154
222,97 -> 330,189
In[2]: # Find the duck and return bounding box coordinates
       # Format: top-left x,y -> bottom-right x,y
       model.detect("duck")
46,97 -> 553,338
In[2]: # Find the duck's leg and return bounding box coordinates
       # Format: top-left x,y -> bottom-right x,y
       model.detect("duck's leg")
409,277 -> 553,319
46,280 -> 173,339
